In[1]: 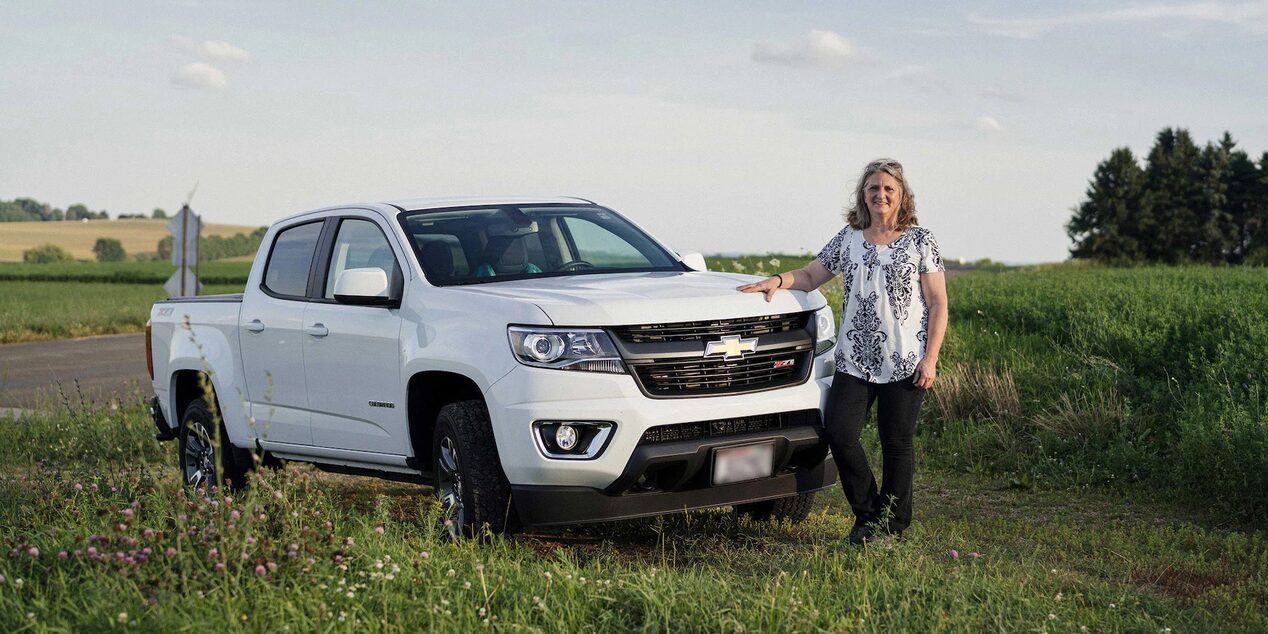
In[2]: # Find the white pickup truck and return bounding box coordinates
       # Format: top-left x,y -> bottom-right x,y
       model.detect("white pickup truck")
147,197 -> 838,535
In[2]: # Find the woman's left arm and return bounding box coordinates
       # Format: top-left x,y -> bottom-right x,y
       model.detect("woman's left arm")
913,271 -> 948,389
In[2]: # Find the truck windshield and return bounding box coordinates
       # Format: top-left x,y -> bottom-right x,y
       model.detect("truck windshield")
399,205 -> 682,285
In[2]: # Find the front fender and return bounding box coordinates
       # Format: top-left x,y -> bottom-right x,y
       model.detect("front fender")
166,323 -> 251,447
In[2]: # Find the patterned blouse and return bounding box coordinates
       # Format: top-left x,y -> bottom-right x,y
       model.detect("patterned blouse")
816,225 -> 944,383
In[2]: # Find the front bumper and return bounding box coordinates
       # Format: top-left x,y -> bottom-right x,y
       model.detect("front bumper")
512,424 -> 837,527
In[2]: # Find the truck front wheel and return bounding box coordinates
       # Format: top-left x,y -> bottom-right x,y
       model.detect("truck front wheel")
734,493 -> 816,524
178,398 -> 250,492
432,400 -> 514,537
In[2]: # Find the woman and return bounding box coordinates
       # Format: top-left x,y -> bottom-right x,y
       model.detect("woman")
739,158 -> 948,543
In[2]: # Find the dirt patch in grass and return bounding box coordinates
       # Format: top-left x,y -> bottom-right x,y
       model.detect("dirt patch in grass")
1129,566 -> 1233,600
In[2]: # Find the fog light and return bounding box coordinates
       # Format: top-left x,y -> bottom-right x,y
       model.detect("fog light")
555,425 -> 578,451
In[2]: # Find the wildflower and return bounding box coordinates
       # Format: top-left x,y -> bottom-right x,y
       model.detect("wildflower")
58,551 -> 68,561
420,551 -> 430,560
143,528 -> 155,539
446,569 -> 456,577
948,549 -> 958,560
214,563 -> 226,572
970,552 -> 980,559
14,578 -> 23,588
1048,613 -> 1057,620
255,564 -> 267,576
87,547 -> 98,557
231,510 -> 241,520
73,483 -> 83,491
165,547 -> 177,557
463,581 -> 472,589
268,562 -> 277,572
246,536 -> 256,545
208,548 -> 219,559
0,575 -> 5,584
27,546 -> 39,558
375,525 -> 385,535
122,508 -> 134,519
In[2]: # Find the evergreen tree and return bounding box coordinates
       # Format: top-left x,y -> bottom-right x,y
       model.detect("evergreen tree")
1191,136 -> 1238,263
1143,128 -> 1203,263
1068,147 -> 1148,261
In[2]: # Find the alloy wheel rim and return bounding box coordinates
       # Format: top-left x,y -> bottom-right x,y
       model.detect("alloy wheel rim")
436,435 -> 465,534
183,420 -> 217,489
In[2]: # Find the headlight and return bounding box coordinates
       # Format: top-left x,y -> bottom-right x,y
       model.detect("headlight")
813,305 -> 837,356
508,326 -> 626,373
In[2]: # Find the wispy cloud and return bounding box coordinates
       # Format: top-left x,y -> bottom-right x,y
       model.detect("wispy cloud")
970,1 -> 1268,38
978,86 -> 1026,103
751,29 -> 857,68
171,36 -> 253,62
975,115 -> 1004,133
171,62 -> 228,91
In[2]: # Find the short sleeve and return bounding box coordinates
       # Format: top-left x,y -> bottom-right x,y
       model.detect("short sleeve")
816,227 -> 850,275
917,229 -> 944,274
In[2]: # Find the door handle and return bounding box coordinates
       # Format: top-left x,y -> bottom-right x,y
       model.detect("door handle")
245,319 -> 265,333
305,323 -> 329,338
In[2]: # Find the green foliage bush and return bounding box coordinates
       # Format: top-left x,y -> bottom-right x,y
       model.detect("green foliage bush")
92,237 -> 126,262
929,266 -> 1267,519
22,243 -> 74,263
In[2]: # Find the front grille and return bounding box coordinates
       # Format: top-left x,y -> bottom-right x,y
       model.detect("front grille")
611,312 -> 809,344
639,409 -> 820,444
630,347 -> 812,397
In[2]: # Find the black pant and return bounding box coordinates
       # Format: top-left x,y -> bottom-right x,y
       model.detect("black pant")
823,372 -> 925,533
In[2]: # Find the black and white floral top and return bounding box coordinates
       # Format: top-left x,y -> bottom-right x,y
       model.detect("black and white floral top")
816,225 -> 944,383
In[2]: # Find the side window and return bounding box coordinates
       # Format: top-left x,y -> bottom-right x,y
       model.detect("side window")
323,218 -> 397,299
262,221 -> 323,298
561,217 -> 652,267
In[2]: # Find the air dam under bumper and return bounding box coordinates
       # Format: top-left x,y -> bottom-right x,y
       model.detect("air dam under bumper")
511,425 -> 837,527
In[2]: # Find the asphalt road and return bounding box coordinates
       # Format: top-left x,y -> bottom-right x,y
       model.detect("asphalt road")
0,333 -> 149,409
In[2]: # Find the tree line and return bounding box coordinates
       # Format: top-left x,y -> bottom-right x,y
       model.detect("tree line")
0,197 -> 174,222
1067,128 -> 1268,265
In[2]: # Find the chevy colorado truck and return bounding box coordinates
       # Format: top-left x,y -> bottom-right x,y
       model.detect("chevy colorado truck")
147,197 -> 839,535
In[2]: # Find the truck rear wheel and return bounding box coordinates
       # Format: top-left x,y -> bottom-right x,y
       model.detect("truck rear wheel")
734,493 -> 816,524
432,400 -> 514,537
178,398 -> 249,492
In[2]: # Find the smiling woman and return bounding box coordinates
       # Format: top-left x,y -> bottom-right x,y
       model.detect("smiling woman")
739,158 -> 949,544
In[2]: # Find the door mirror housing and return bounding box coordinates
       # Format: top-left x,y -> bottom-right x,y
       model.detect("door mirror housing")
678,251 -> 707,272
333,268 -> 397,306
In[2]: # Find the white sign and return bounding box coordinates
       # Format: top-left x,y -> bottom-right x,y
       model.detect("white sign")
167,206 -> 201,267
164,269 -> 202,298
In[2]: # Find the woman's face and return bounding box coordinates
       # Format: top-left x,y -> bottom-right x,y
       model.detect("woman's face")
864,172 -> 903,222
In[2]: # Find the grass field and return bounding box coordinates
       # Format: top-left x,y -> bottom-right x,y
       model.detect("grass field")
0,219 -> 260,262
0,260 -> 1265,630
0,400 -> 1264,632
0,281 -> 244,344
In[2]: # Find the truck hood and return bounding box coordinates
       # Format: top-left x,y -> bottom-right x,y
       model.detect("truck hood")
450,271 -> 827,326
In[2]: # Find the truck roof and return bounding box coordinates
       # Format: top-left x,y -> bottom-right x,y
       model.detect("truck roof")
387,196 -> 596,211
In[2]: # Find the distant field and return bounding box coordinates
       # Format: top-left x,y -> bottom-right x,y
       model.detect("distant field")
0,281 -> 244,343
0,219 -> 261,261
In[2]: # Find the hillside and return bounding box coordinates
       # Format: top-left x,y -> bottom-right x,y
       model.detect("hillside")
0,219 -> 261,262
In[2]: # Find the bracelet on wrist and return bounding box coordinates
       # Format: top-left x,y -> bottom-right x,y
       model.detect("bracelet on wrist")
774,273 -> 784,288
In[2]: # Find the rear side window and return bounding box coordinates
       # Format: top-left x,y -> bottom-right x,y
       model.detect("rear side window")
263,221 -> 323,298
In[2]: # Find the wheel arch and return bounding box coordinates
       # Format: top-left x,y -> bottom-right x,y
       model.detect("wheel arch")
406,370 -> 486,477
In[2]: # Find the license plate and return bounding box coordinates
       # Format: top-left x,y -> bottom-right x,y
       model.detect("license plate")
712,442 -> 774,485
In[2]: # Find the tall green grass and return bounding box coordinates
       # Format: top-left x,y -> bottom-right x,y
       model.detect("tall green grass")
0,281 -> 244,343
0,261 -> 252,285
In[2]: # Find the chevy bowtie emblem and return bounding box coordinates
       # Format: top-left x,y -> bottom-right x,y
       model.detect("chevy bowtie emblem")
704,334 -> 758,359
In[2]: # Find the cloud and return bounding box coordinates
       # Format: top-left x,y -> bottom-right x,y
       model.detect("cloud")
975,115 -> 1004,132
171,62 -> 229,91
978,86 -> 1026,103
970,1 -> 1268,38
171,36 -> 253,62
751,29 -> 857,68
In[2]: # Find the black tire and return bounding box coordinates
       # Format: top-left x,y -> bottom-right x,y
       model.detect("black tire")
178,398 -> 250,492
734,493 -> 816,523
432,400 -> 515,537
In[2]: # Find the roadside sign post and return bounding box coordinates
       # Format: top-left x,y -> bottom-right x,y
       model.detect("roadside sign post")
164,205 -> 202,297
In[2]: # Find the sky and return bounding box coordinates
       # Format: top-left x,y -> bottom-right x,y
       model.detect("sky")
2,1 -> 1266,263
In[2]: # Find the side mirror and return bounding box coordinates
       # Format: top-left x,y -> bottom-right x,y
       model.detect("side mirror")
679,251 -> 707,272
333,268 -> 396,307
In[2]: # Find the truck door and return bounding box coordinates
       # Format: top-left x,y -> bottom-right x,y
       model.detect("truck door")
239,219 -> 325,447
303,216 -> 407,456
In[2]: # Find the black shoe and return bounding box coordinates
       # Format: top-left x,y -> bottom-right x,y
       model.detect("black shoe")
846,523 -> 874,545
